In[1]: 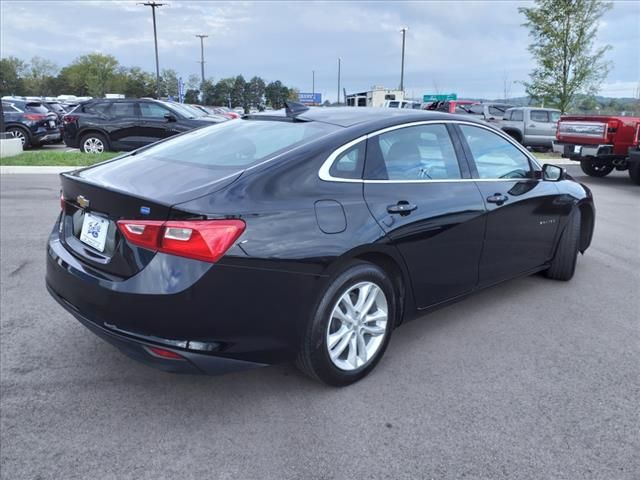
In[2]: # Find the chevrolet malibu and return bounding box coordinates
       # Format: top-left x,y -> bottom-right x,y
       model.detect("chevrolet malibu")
46,104 -> 595,386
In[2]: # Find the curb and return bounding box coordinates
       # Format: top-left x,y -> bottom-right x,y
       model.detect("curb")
0,166 -> 79,175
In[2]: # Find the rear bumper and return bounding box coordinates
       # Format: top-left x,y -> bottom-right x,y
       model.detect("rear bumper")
47,282 -> 264,374
46,220 -> 323,373
33,129 -> 61,145
553,142 -> 617,160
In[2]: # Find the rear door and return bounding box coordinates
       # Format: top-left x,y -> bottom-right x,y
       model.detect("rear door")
527,109 -> 556,146
363,122 -> 486,308
455,124 -> 562,286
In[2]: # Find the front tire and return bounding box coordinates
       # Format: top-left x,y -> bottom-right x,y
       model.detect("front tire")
80,132 -> 109,153
545,210 -> 581,281
296,262 -> 396,386
580,159 -> 613,177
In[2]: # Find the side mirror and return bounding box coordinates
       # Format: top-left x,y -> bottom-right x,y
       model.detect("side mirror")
542,163 -> 567,181
164,113 -> 177,122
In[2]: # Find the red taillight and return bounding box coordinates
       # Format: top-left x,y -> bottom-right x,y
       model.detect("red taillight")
24,113 -> 47,121
144,346 -> 185,360
117,219 -> 245,263
63,115 -> 79,123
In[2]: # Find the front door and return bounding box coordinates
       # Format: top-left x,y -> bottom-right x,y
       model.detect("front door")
362,122 -> 486,309
138,102 -> 174,146
455,123 -> 563,286
104,101 -> 140,150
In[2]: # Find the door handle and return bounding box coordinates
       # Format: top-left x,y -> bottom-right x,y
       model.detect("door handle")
486,193 -> 508,206
387,201 -> 417,215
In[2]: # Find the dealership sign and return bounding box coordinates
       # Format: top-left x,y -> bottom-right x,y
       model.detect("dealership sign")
423,93 -> 457,102
299,92 -> 322,104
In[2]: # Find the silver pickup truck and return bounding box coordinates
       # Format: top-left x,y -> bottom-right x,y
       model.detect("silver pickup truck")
501,107 -> 561,149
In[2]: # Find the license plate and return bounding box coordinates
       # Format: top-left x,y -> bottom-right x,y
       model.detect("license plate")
49,121 -> 55,128
573,145 -> 582,154
79,213 -> 109,252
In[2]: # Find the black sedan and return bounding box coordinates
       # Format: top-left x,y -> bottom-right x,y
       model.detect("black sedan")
46,104 -> 595,386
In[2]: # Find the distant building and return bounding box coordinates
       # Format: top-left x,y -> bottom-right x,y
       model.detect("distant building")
345,86 -> 404,108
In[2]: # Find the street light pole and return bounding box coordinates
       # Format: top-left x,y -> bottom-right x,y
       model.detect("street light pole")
139,2 -> 166,99
195,34 -> 208,87
337,58 -> 341,105
400,27 -> 408,92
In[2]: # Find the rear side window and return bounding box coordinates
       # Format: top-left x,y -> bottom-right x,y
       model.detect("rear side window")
530,110 -> 550,122
459,125 -> 532,179
329,142 -> 365,179
24,103 -> 49,114
82,103 -> 110,115
110,102 -> 137,118
550,111 -> 561,122
129,119 -> 339,168
366,124 -> 461,180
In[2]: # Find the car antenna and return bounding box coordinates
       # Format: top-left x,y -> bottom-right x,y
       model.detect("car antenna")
285,101 -> 309,118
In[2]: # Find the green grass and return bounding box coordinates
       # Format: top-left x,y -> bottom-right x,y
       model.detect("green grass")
0,150 -> 120,166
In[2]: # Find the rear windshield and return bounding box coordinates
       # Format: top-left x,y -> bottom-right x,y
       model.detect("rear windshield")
25,103 -> 49,114
128,119 -> 340,168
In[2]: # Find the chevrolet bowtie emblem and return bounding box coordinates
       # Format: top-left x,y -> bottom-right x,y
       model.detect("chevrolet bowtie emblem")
77,195 -> 90,209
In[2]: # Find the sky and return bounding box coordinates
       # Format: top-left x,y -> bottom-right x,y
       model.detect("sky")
1,0 -> 638,101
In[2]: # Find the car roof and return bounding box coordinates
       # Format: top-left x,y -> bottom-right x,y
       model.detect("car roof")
249,107 -> 469,128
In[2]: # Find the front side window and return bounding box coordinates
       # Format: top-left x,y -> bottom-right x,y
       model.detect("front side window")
139,102 -> 171,118
459,125 -> 532,179
511,110 -> 524,121
365,124 -> 461,180
530,110 -> 550,122
82,102 -> 110,115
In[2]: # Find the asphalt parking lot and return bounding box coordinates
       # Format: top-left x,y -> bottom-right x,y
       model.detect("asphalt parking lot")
1,167 -> 638,480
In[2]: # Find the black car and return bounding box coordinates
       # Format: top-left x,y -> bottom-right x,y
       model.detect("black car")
2,99 -> 61,148
44,101 -> 67,121
62,98 -> 227,153
46,105 -> 595,386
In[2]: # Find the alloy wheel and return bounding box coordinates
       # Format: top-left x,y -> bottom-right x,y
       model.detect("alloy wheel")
326,281 -> 388,371
10,129 -> 26,146
83,137 -> 104,153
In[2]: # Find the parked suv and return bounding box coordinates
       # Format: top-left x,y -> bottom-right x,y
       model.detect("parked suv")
553,115 -> 640,184
2,100 -> 61,148
501,107 -> 561,149
62,98 -> 228,153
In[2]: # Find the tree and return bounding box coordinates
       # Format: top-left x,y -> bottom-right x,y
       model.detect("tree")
121,67 -> 155,98
206,77 -> 234,106
246,76 -> 266,109
160,69 -> 179,99
57,53 -> 119,97
0,57 -> 27,96
519,0 -> 612,113
187,74 -> 201,91
231,75 -> 246,110
265,80 -> 289,110
24,56 -> 59,95
184,89 -> 200,104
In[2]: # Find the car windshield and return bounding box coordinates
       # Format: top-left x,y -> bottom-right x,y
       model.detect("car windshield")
158,101 -> 199,119
126,119 -> 340,169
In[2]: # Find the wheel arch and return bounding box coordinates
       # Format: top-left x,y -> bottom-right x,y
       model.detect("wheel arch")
324,247 -> 415,328
78,128 -> 110,143
502,128 -> 523,143
577,201 -> 595,253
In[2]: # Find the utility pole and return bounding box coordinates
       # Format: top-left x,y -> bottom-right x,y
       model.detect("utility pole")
312,70 -> 315,105
400,27 -> 408,92
195,34 -> 208,87
337,58 -> 341,105
139,1 -> 166,99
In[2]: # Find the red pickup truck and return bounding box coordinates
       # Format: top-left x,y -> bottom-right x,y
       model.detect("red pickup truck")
553,115 -> 640,184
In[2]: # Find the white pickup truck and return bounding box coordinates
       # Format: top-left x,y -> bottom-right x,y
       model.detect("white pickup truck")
501,107 -> 561,149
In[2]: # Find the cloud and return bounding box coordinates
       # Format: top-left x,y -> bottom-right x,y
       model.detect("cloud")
1,0 -> 638,101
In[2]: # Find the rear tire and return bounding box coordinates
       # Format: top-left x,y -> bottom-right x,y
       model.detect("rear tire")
580,159 -> 613,177
6,127 -> 30,149
80,132 -> 109,153
296,262 -> 396,386
628,162 -> 640,185
545,210 -> 581,281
